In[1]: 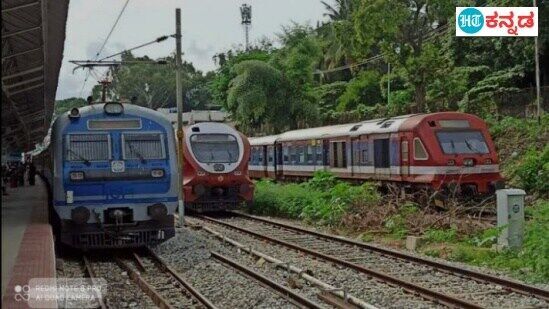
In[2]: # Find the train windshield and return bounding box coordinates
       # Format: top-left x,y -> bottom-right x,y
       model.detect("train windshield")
123,133 -> 166,160
190,134 -> 239,163
66,134 -> 110,161
436,131 -> 489,154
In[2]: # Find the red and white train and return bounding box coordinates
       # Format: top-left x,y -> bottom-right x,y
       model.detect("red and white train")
182,122 -> 254,212
249,112 -> 504,194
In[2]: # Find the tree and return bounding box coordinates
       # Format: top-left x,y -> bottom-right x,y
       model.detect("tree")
353,0 -> 454,112
91,51 -> 213,111
54,97 -> 87,115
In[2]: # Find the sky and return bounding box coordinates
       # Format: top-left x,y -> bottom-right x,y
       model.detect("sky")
57,0 -> 329,100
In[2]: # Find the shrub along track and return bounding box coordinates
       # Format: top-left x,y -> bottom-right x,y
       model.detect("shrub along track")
194,212 -> 549,309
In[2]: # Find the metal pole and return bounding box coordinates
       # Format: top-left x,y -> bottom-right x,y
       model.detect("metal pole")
175,8 -> 185,226
534,0 -> 542,124
387,63 -> 391,106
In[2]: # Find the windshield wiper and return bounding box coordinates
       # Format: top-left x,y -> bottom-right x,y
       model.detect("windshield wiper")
464,139 -> 483,154
68,149 -> 91,166
450,140 -> 456,154
127,141 -> 146,163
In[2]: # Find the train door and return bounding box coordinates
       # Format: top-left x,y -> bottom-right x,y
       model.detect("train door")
323,140 -> 330,167
275,144 -> 282,177
400,138 -> 410,177
262,145 -> 268,177
374,138 -> 390,176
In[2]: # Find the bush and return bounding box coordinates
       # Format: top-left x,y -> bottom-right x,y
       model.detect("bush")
515,146 -> 549,196
251,172 -> 379,226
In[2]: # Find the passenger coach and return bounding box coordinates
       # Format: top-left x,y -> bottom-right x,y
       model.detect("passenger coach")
46,102 -> 178,248
249,112 -> 504,194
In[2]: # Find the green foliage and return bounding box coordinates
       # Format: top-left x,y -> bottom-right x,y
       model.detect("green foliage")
488,115 -> 549,196
337,70 -> 381,111
515,146 -> 549,196
252,172 -> 379,226
446,200 -> 549,283
54,97 -> 87,115
424,228 -> 458,243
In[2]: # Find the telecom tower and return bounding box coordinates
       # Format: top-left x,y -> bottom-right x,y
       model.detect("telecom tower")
240,3 -> 252,50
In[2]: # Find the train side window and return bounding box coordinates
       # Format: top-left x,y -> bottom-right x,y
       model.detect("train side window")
316,144 -> 323,165
401,141 -> 409,162
267,146 -> 274,163
413,138 -> 428,160
361,148 -> 368,164
258,148 -> 264,165
299,146 -> 305,164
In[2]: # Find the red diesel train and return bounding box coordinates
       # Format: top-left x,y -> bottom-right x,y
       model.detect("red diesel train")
182,122 -> 254,212
249,112 -> 504,195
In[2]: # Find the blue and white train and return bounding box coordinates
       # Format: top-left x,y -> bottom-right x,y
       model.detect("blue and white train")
39,102 -> 178,249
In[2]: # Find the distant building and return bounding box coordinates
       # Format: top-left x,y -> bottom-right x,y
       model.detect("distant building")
156,108 -> 233,126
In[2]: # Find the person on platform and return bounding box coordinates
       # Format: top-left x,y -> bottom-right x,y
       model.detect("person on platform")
1,164 -> 8,195
17,163 -> 25,186
28,162 -> 36,186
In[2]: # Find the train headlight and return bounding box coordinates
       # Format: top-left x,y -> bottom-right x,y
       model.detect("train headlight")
104,102 -> 124,115
447,159 -> 455,166
484,158 -> 493,164
151,169 -> 165,178
148,203 -> 168,220
70,171 -> 85,181
234,171 -> 242,176
193,184 -> 206,196
69,108 -> 80,119
463,158 -> 475,167
71,206 -> 90,224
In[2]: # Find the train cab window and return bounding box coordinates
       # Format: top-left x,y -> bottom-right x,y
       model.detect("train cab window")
436,131 -> 489,154
413,138 -> 428,160
123,133 -> 165,160
190,134 -> 239,163
66,134 -> 110,161
401,141 -> 409,162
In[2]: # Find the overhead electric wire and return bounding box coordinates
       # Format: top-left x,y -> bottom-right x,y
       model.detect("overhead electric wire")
98,35 -> 173,61
78,0 -> 131,97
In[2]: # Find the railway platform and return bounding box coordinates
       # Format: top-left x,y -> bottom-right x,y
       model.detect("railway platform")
1,177 -> 56,308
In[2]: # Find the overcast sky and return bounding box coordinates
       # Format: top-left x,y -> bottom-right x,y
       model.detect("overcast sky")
57,0 -> 329,100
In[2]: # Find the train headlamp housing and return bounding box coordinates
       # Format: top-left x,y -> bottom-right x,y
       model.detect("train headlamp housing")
463,158 -> 475,167
104,102 -> 124,115
70,171 -> 85,181
151,169 -> 165,178
484,158 -> 493,164
71,206 -> 90,224
193,184 -> 206,196
447,159 -> 455,166
148,203 -> 168,220
69,108 -> 80,119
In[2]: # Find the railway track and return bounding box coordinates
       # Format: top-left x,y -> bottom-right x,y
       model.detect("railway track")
81,250 -> 216,309
195,213 -> 549,309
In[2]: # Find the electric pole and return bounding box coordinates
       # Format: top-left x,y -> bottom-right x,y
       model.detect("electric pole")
534,0 -> 542,124
387,63 -> 391,106
240,4 -> 252,50
175,8 -> 185,226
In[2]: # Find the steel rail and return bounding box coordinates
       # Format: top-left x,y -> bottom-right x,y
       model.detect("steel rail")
231,212 -> 549,301
114,256 -> 175,309
210,251 -> 324,309
82,255 -> 108,309
145,247 -> 219,309
199,215 -> 483,309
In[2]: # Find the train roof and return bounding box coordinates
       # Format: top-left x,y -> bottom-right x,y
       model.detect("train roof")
249,135 -> 279,146
248,113 -> 484,145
